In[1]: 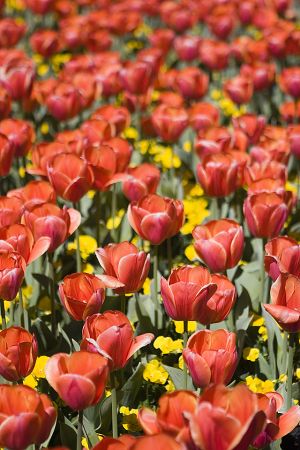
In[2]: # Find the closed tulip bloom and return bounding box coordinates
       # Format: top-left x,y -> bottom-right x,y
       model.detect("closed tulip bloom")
0,86 -> 11,120
59,273 -> 106,321
183,329 -> 237,388
175,67 -> 208,100
23,203 -> 81,252
0,196 -> 23,228
194,127 -> 231,159
30,29 -> 60,58
104,137 -> 132,173
174,35 -> 201,62
224,75 -> 253,105
29,142 -> 71,177
7,180 -> 56,210
0,326 -> 38,381
0,250 -> 25,300
92,105 -> 130,135
264,274 -> 300,333
128,194 -> 184,245
244,161 -> 287,185
188,384 -> 266,450
1,55 -> 35,101
45,351 -> 109,411
253,392 -> 300,448
232,114 -> 266,145
122,163 -> 160,202
151,104 -> 188,143
240,63 -> 276,92
96,242 -> 150,294
0,385 -> 57,450
193,219 -> 244,273
0,133 -> 13,177
197,153 -> 239,197
47,153 -> 94,203
199,39 -> 230,71
279,68 -> 300,98
0,18 -> 25,49
46,82 -> 82,121
81,119 -> 115,147
188,102 -> 219,133
265,237 -> 300,280
149,28 -> 175,53
0,224 -> 50,265
288,125 -> 300,158
161,266 -> 217,321
0,119 -> 35,157
83,145 -> 117,192
81,310 -> 154,371
119,60 -> 153,96
243,192 -> 288,238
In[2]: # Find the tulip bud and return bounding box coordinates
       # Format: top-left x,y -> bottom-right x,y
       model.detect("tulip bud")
197,153 -> 239,197
151,104 -> 188,143
264,236 -> 300,281
0,250 -> 25,301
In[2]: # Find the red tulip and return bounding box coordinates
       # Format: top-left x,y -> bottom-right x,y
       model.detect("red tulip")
193,219 -> 244,273
240,63 -> 276,91
188,384 -> 266,450
7,180 -> 56,211
0,196 -> 23,228
288,125 -> 300,158
81,119 -> 115,147
0,133 -> 13,177
83,145 -> 117,192
131,435 -> 184,450
86,30 -> 112,53
199,39 -> 230,71
45,351 -> 109,410
158,92 -> 184,108
92,435 -> 136,450
264,274 -> 300,333
24,0 -> 55,13
119,60 -> 153,96
92,105 -> 130,135
46,82 -> 82,121
59,273 -> 106,321
194,127 -> 231,159
243,192 -> 288,238
0,119 -> 35,157
121,163 -> 160,202
250,142 -> 291,165
175,67 -> 208,100
47,153 -> 94,202
0,385 -> 56,450
188,102 -> 219,133
30,29 -> 60,58
1,53 -> 35,101
196,153 -> 239,197
149,28 -> 175,54
206,5 -> 236,40
0,250 -> 25,301
29,142 -> 72,177
23,203 -> 81,252
224,75 -> 253,105
0,86 -> 11,119
0,326 -> 38,381
160,3 -> 196,33
244,161 -> 287,185
232,114 -> 266,145
174,35 -> 201,62
151,104 -> 188,143
0,19 -> 25,49
56,129 -> 87,154
81,310 -> 154,371
161,265 -> 217,321
253,392 -> 300,448
128,194 -> 184,245
96,241 -> 150,294
279,67 -> 300,99
104,137 -> 132,173
265,236 -> 300,280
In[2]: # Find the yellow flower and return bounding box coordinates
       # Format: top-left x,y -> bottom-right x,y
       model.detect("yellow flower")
181,198 -> 210,235
185,244 -> 197,262
296,369 -> 300,380
133,22 -> 153,37
243,347 -> 260,362
165,379 -> 175,392
106,209 -> 125,231
82,435 -> 102,449
143,359 -> 168,384
37,64 -> 49,77
245,376 -> 275,394
189,185 -> 204,197
174,321 -> 197,334
178,355 -> 184,370
211,89 -> 222,100
258,326 -> 268,341
154,336 -> 183,355
23,374 -> 38,389
153,147 -> 181,170
87,190 -> 96,199
123,127 -> 139,140
23,356 -> 49,387
18,166 -> 26,178
279,374 -> 287,383
143,277 -> 151,295
252,315 -> 265,327
38,296 -> 51,314
67,235 -> 98,261
183,141 -> 192,153
83,263 -> 94,274
120,406 -> 141,432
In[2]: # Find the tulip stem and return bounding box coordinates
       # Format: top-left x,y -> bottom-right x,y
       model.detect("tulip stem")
18,287 -> 24,328
260,238 -> 266,302
77,410 -> 83,450
48,253 -> 56,337
96,190 -> 102,245
75,226 -> 82,273
153,245 -> 159,328
183,320 -> 188,390
111,185 -> 117,241
286,333 -> 296,410
111,374 -> 118,438
0,300 -> 6,330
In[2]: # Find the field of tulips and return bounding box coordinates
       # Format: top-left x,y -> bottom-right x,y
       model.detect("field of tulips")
1,0 -> 300,449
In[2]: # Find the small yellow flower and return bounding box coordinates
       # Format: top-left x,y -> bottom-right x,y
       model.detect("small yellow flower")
123,127 -> 139,140
37,64 -> 49,77
185,244 -> 197,262
243,347 -> 260,362
119,406 -> 141,432
258,326 -> 268,341
106,209 -> 125,231
174,321 -> 197,334
211,89 -> 222,100
279,374 -> 288,383
23,374 -> 38,389
178,355 -> 184,370
87,190 -> 96,199
67,235 -> 98,261
252,315 -> 265,327
83,263 -> 94,274
23,356 -> 49,387
18,166 -> 26,178
183,141 -> 192,153
143,359 -> 168,384
165,379 -> 175,392
143,277 -> 151,295
154,336 -> 183,355
246,376 -> 274,394
189,185 -> 204,197
296,369 -> 300,380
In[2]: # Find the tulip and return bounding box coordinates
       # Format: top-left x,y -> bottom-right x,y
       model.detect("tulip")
175,67 -> 208,100
193,219 -> 244,273
121,163 -> 160,202
131,435 -> 184,450
183,329 -> 238,388
23,203 -> 81,252
264,274 -> 300,333
81,119 -> 115,147
59,273 -> 106,321
265,236 -> 300,281
188,384 -> 266,450
0,250 -> 25,301
288,125 -> 300,158
161,266 -> 217,322
119,60 -> 153,96
56,129 -> 87,155
232,114 -> 266,145
174,35 -> 201,62
128,194 -> 184,245
244,161 -> 287,185
81,310 -> 154,371
0,119 -> 35,157
24,0 -> 55,13
280,102 -> 300,124
104,137 -> 132,173
206,5 -> 236,40
0,196 -> 23,228
7,180 -> 56,210
253,392 -> 300,448
92,105 -> 130,135
83,145 -> 117,192
96,242 -> 150,294
188,102 -> 219,133
194,127 -> 231,159
196,153 -> 239,197
0,86 -> 11,119
199,39 -> 230,71
92,435 -> 136,450
30,29 -> 60,58
243,192 -> 288,238
151,105 -> 188,143
45,351 -> 109,410
224,75 -> 253,105
0,385 -> 57,450
29,142 -> 71,177
1,54 -> 35,101
0,326 -> 38,381
0,18 -> 25,48
279,68 -> 300,99
149,28 -> 175,54
0,133 -> 13,177
240,63 -> 276,91
47,153 -> 94,203
46,82 -> 82,121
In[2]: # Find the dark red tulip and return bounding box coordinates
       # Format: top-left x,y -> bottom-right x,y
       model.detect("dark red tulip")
0,133 -> 13,177
0,250 -> 25,301
120,60 -> 153,96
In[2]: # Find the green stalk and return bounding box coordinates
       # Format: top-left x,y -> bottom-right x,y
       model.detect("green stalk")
183,320 -> 188,390
111,374 -> 118,438
111,185 -> 117,241
76,410 -> 83,450
260,238 -> 266,303
286,333 -> 296,410
96,190 -> 101,246
18,288 -> 24,328
153,245 -> 159,328
48,253 -> 56,337
0,300 -> 6,330
75,226 -> 82,273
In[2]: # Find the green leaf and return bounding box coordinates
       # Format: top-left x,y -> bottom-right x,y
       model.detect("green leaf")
163,365 -> 194,391
32,273 -> 51,288
60,421 -> 77,449
121,363 -> 145,406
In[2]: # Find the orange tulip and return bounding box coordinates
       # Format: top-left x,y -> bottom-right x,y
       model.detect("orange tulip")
96,241 -> 150,294
0,196 -> 23,228
131,434 -> 184,450
81,310 -> 154,371
264,274 -> 300,333
0,250 -> 25,300
45,351 -> 109,410
224,75 -> 253,105
0,326 -> 38,381
7,180 -> 56,211
232,114 -> 266,145
161,266 -> 217,321
174,67 -> 208,100
243,192 -> 288,238
188,102 -> 219,133
151,104 -> 188,143
47,153 -> 94,203
23,203 -> 81,252
253,392 -> 300,448
279,67 -> 300,99
128,194 -> 184,245
92,105 -> 130,135
0,133 -> 13,177
183,329 -> 238,388
193,219 -> 244,273
188,384 -> 266,450
92,435 -> 136,450
244,161 -> 287,185
104,137 -> 132,173
83,145 -> 117,192
0,385 -> 56,450
29,142 -> 72,177
81,119 -> 115,147
265,236 -> 300,280
0,119 -> 35,157
59,273 -> 106,321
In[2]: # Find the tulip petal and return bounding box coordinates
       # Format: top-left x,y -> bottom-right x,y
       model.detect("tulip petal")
56,373 -> 96,410
28,237 -> 51,264
127,333 -> 154,360
67,208 -> 81,235
140,213 -> 172,245
0,413 -> 39,450
275,406 -> 300,440
138,407 -> 161,435
96,274 -> 125,289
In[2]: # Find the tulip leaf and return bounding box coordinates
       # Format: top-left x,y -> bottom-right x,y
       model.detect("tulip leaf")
258,353 -> 273,379
235,262 -> 261,311
60,421 -> 77,449
121,363 -> 145,406
83,415 -> 101,446
32,273 -> 52,288
119,214 -> 133,242
163,365 -> 194,391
